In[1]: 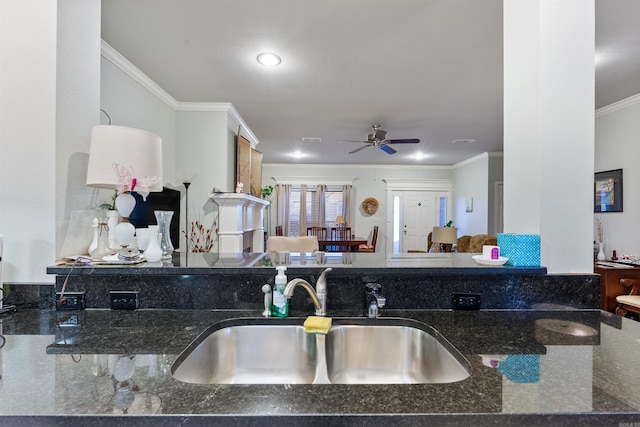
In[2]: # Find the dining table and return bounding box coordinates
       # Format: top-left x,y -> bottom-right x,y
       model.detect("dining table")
317,236 -> 368,252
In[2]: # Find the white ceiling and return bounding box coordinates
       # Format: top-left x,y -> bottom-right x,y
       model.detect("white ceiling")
101,0 -> 640,166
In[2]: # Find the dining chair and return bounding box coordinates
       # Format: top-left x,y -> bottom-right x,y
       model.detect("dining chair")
306,226 -> 327,239
330,227 -> 352,252
615,278 -> 640,319
358,226 -> 378,252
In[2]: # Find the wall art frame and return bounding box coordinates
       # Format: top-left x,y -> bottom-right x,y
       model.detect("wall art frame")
594,168 -> 623,213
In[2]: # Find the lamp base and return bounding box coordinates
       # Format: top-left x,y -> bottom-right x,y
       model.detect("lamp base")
118,247 -> 140,262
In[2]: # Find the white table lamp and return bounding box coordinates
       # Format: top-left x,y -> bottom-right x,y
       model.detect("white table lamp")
431,226 -> 458,253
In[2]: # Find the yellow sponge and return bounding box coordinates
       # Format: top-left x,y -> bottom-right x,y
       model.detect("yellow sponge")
303,316 -> 332,335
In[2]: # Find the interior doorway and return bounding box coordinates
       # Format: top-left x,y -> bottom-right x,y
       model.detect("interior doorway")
385,179 -> 453,254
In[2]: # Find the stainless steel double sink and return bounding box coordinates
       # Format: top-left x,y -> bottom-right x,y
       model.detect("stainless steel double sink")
171,317 -> 470,385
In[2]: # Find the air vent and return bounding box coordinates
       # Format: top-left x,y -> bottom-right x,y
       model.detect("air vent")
302,137 -> 322,143
451,139 -> 476,144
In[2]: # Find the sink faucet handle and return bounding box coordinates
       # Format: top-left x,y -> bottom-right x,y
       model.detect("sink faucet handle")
365,283 -> 386,311
365,283 -> 382,293
316,267 -> 333,291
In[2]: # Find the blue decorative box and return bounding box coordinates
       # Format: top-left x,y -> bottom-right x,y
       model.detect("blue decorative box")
497,233 -> 541,267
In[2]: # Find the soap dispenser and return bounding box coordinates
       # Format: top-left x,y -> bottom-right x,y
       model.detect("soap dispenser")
271,266 -> 289,318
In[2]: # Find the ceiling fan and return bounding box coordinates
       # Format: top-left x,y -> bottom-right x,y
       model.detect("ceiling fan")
339,124 -> 420,154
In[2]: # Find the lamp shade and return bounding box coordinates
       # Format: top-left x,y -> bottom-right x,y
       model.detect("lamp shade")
432,226 -> 458,244
336,215 -> 345,225
86,125 -> 163,191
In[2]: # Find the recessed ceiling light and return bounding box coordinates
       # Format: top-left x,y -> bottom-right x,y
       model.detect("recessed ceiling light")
291,151 -> 305,159
257,52 -> 281,67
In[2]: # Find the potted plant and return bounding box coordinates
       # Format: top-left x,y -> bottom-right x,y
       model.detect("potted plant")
261,185 -> 274,199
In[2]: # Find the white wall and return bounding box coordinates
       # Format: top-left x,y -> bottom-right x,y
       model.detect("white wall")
453,154 -> 490,236
0,1 -> 60,282
594,95 -> 640,258
175,110 -> 234,233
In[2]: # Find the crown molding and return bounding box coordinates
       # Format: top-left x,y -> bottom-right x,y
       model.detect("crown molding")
596,92 -> 640,117
100,40 -> 259,145
382,178 -> 454,191
271,176 -> 355,186
263,162 -> 451,170
452,151 -> 503,169
175,103 -> 259,146
101,40 -> 178,109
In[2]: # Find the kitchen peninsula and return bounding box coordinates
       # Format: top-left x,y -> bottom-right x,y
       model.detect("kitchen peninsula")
1,253 -> 637,425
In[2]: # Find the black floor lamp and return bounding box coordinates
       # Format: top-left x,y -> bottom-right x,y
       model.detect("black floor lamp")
178,173 -> 196,265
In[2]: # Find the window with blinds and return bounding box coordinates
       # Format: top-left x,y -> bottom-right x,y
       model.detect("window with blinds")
288,185 -> 344,236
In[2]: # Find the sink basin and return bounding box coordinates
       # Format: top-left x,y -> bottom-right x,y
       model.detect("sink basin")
171,319 -> 317,384
326,324 -> 470,384
171,317 -> 469,385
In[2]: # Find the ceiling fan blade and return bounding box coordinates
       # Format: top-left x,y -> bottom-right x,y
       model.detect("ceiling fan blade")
387,138 -> 420,144
349,144 -> 371,154
379,144 -> 397,154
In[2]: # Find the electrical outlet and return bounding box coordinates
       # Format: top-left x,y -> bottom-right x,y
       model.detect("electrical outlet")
110,291 -> 139,310
56,291 -> 86,310
452,292 -> 481,310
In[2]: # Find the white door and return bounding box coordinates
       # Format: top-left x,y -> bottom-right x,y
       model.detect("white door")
403,191 -> 436,251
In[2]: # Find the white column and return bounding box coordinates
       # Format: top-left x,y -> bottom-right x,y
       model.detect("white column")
504,0 -> 594,273
1,1 -> 61,282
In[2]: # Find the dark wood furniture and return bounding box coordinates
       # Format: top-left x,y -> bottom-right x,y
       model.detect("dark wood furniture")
306,227 -> 327,239
329,227 -> 352,252
275,225 -> 283,236
317,229 -> 367,252
594,262 -> 640,312
358,226 -> 378,252
615,278 -> 640,318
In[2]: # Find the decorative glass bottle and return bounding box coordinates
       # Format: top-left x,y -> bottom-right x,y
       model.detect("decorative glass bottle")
154,210 -> 174,260
89,218 -> 114,260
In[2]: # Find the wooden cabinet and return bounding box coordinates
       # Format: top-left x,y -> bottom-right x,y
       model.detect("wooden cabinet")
594,262 -> 640,312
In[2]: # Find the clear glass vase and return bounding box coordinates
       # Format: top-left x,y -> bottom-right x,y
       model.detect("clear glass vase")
154,210 -> 174,260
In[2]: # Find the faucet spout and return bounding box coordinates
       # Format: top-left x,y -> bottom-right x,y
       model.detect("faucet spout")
283,268 -> 332,316
283,278 -> 323,315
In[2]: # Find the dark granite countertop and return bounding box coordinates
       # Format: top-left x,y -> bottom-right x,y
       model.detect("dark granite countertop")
1,307 -> 639,426
47,252 -> 548,276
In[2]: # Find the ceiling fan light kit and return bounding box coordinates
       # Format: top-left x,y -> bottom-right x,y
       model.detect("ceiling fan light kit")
339,124 -> 420,155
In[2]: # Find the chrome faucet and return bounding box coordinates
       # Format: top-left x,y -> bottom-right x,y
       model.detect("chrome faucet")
283,267 -> 332,316
365,283 -> 386,318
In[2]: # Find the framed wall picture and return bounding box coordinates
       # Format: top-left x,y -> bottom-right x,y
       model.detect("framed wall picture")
250,148 -> 262,198
594,168 -> 623,212
236,135 -> 251,193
